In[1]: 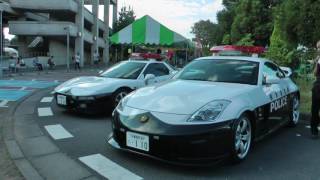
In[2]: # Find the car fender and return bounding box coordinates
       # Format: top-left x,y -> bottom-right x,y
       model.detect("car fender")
95,79 -> 144,95
216,94 -> 257,123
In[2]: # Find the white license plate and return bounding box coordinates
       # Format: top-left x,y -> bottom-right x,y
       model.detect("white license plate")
57,95 -> 67,105
126,131 -> 149,152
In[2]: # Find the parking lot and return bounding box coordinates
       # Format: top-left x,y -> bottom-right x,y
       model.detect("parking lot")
7,85 -> 320,179
0,69 -> 319,180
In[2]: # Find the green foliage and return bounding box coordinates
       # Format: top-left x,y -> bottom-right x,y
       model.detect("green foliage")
266,19 -> 292,66
113,6 -> 136,33
191,20 -> 222,48
279,0 -> 320,47
222,34 -> 231,45
229,0 -> 273,46
236,33 -> 254,46
191,0 -> 320,65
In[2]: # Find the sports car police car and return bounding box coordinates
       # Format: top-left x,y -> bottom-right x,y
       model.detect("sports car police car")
54,59 -> 176,113
108,56 -> 300,164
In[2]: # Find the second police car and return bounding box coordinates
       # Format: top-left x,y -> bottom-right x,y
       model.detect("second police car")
54,56 -> 176,113
108,56 -> 300,164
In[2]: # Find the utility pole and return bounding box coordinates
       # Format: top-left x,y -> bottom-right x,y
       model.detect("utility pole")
64,26 -> 70,72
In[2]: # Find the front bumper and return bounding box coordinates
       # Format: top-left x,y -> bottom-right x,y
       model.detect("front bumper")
54,93 -> 113,113
108,111 -> 235,165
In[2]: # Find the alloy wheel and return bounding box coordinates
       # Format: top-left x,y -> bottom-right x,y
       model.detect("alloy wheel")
235,116 -> 252,160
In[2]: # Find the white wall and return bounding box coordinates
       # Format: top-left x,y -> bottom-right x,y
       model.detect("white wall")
49,40 -> 91,66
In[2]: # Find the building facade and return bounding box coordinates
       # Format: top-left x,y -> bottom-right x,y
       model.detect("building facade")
0,0 -> 117,67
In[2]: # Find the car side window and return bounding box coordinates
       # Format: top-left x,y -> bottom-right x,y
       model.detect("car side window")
144,63 -> 170,77
263,62 -> 285,79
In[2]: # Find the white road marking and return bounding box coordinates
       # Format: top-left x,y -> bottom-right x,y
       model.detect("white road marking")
44,124 -> 73,140
40,97 -> 54,103
37,107 -> 53,117
0,100 -> 9,108
79,154 -> 142,180
305,126 -> 320,130
20,87 -> 27,90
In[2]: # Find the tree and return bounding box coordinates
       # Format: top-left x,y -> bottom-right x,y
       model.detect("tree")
113,6 -> 136,33
266,18 -> 292,66
230,0 -> 273,46
279,0 -> 320,47
236,33 -> 254,46
191,20 -> 222,50
111,6 -> 136,62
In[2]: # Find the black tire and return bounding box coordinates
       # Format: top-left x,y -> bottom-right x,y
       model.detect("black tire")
288,95 -> 300,127
231,114 -> 252,163
112,88 -> 131,108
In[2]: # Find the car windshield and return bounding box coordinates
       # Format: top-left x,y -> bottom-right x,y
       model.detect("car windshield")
177,59 -> 259,85
100,61 -> 146,79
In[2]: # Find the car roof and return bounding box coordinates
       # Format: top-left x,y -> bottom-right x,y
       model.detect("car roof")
196,56 -> 269,63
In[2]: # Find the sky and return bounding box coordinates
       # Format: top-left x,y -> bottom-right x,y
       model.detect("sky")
86,0 -> 224,39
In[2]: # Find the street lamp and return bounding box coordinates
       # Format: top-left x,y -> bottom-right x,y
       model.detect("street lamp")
64,26 -> 70,72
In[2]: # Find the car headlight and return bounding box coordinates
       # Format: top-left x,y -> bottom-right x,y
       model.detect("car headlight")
116,96 -> 128,113
77,96 -> 95,101
188,100 -> 231,123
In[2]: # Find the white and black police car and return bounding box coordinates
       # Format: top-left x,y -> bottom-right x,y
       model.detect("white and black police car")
108,56 -> 300,165
54,56 -> 176,114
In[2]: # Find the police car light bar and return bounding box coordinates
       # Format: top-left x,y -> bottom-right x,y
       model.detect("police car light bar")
130,53 -> 165,61
210,45 -> 266,55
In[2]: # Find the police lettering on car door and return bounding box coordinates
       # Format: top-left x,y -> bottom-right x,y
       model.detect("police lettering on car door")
270,96 -> 288,113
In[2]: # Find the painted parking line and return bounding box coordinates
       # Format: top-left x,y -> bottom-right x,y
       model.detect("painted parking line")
0,100 -> 9,108
79,154 -> 142,180
41,97 -> 54,103
305,125 -> 320,131
44,124 -> 74,140
38,107 -> 53,117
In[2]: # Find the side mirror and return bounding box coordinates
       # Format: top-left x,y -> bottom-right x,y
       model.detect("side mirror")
144,74 -> 156,85
280,67 -> 292,77
264,76 -> 280,85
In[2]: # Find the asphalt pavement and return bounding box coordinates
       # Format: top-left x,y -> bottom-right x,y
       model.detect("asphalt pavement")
2,68 -> 320,180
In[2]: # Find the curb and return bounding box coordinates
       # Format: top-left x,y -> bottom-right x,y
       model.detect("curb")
3,88 -> 97,180
3,89 -> 44,180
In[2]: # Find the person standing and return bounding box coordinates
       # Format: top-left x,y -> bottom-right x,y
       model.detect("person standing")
93,50 -> 99,66
311,41 -> 320,138
74,52 -> 81,71
47,56 -> 55,69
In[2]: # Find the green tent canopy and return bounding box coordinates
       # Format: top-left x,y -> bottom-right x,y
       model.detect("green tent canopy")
110,15 -> 188,45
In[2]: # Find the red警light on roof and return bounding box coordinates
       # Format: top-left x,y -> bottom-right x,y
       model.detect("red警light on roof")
131,53 -> 164,60
210,45 -> 266,54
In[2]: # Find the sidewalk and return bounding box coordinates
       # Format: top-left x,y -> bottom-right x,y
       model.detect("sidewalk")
2,88 -> 98,180
1,64 -> 109,82
0,104 -> 23,180
0,64 -> 110,180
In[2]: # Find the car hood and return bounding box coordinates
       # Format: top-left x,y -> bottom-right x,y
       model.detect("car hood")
55,76 -> 121,96
126,80 -> 256,115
